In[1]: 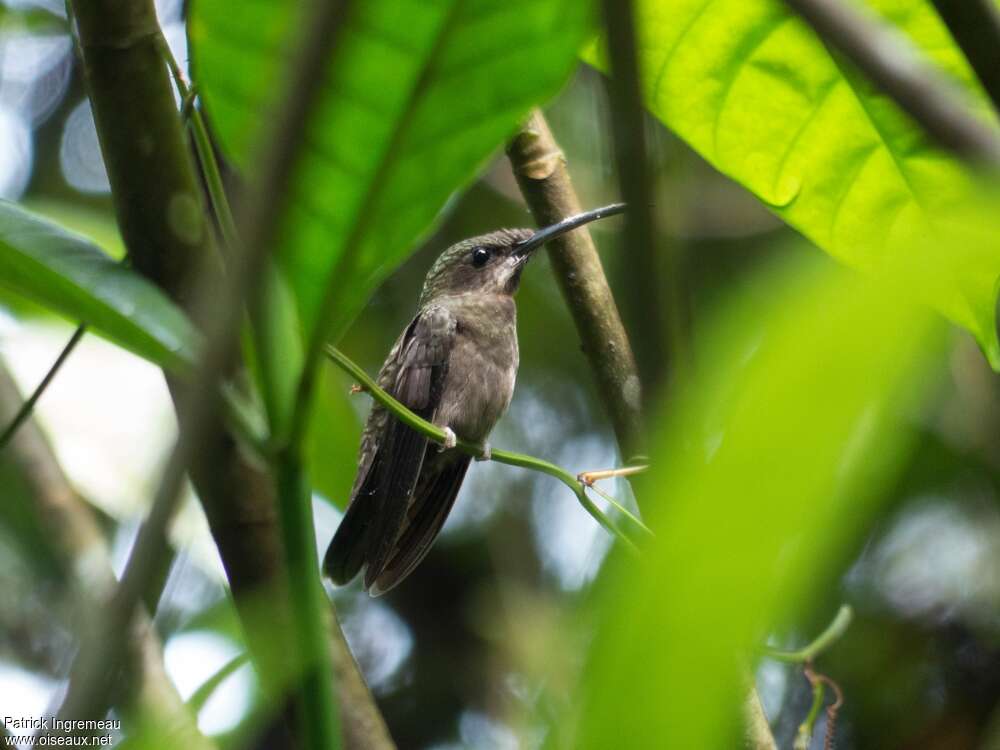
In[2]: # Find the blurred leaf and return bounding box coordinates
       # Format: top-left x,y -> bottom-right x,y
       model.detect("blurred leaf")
190,0 -> 593,348
0,3 -> 68,32
588,0 -> 1000,367
307,363 -> 363,509
0,201 -> 197,370
576,255 -> 945,748
248,266 -> 305,433
23,199 -> 126,260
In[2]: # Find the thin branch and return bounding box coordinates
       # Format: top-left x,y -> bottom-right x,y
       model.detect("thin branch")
0,359 -> 213,750
929,0 -> 1000,116
0,323 -> 84,451
507,110 -> 646,464
325,346 -> 648,550
783,0 -> 1000,165
762,605 -> 854,664
598,0 -> 685,395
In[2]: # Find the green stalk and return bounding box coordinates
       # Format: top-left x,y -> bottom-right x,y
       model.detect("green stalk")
793,679 -> 826,750
762,605 -> 854,663
275,447 -> 341,749
324,345 -> 649,552
158,38 -> 240,255
161,12 -> 343,749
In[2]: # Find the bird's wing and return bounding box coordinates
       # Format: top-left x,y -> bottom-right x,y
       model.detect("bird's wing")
323,305 -> 456,587
369,450 -> 471,595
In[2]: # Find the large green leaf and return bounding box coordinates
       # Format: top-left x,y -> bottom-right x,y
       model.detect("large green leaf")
589,0 -> 1000,366
0,201 -> 197,370
190,0 -> 593,345
575,254 -> 945,747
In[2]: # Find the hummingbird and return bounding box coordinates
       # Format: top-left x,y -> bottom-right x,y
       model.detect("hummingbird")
323,203 -> 626,595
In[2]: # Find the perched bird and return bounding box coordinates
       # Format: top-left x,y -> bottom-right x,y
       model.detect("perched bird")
323,204 -> 625,595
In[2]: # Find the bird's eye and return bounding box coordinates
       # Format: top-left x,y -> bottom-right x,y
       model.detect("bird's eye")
471,247 -> 491,268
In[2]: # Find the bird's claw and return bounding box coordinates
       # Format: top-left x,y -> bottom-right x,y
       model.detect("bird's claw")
349,383 -> 365,395
475,442 -> 492,462
439,427 -> 457,451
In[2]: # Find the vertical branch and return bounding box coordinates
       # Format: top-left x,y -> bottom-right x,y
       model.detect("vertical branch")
598,0 -> 684,396
70,0 -> 215,305
929,0 -> 1000,115
507,110 -> 646,463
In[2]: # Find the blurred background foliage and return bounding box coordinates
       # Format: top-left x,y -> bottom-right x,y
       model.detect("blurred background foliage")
0,0 -> 999,749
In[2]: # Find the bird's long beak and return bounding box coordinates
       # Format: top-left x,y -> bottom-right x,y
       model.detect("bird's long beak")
512,203 -> 626,259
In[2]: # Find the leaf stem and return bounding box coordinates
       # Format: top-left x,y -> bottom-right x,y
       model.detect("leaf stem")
762,605 -> 854,663
158,37 -> 240,256
324,345 -> 648,551
274,447 -> 341,750
793,678 -> 825,750
585,480 -> 653,538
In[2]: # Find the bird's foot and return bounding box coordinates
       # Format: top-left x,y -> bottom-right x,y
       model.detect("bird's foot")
349,383 -> 366,395
475,442 -> 492,462
438,427 -> 457,451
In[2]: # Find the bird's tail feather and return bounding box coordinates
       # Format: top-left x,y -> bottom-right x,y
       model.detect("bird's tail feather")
323,491 -> 373,585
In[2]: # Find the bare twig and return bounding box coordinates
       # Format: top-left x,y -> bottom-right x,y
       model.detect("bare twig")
929,0 -> 1000,115
507,111 -> 646,463
0,324 -> 85,451
783,0 -> 1000,165
578,464 -> 648,486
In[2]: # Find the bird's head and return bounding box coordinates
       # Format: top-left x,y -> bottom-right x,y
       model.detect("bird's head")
419,204 -> 625,304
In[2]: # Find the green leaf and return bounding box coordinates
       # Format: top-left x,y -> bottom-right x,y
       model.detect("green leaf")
575,253 -> 945,747
0,201 -> 198,370
190,0 -> 593,346
307,362 -> 363,510
588,0 -> 1000,367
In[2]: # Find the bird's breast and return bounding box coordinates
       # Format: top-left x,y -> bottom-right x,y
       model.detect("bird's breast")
436,297 -> 518,443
